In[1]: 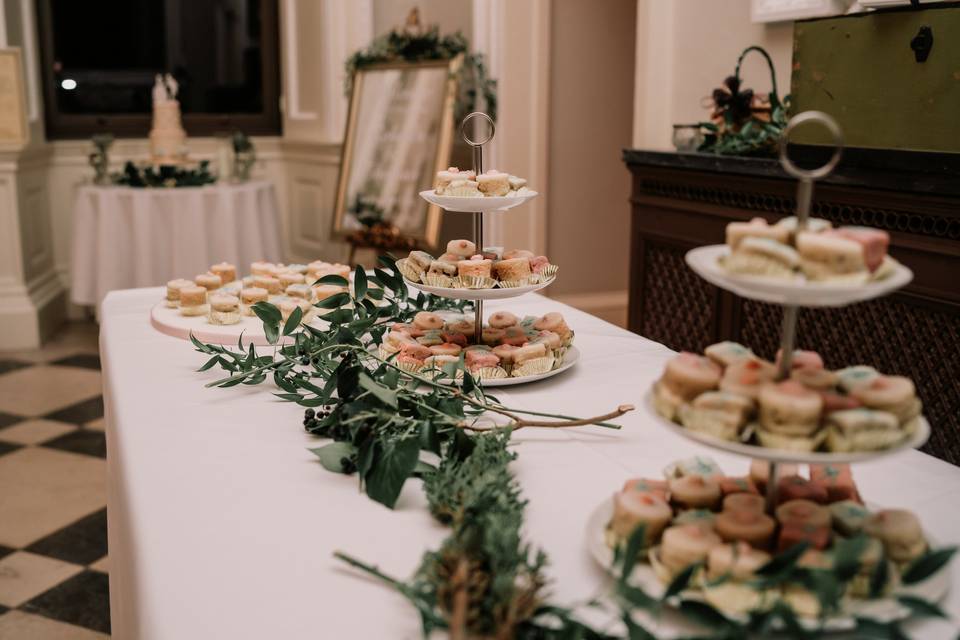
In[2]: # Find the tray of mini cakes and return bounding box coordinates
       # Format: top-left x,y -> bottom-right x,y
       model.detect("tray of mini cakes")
685,216 -> 913,306
378,309 -> 578,386
419,166 -> 537,212
586,456 -> 950,629
151,259 -> 355,346
396,239 -> 558,301
648,343 -> 929,463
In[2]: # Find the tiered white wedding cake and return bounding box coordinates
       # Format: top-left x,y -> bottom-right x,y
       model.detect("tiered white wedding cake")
149,74 -> 187,165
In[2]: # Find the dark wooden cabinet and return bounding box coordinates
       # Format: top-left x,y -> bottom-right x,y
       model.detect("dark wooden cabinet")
624,149 -> 960,465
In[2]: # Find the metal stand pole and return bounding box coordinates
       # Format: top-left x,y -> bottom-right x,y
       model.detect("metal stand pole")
460,113 -> 494,345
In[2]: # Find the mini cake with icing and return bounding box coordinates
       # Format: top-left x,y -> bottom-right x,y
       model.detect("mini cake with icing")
609,490 -> 673,545
726,217 -> 791,249
446,238 -> 477,258
494,257 -> 532,283
208,294 -> 241,325
179,286 -> 208,317
657,524 -> 723,578
714,509 -> 776,548
457,256 -> 493,279
476,169 -> 511,197
864,509 -> 926,563
165,278 -> 194,308
723,237 -> 800,278
195,273 -> 223,291
240,287 -> 268,316
669,475 -> 721,510
722,493 -> 765,513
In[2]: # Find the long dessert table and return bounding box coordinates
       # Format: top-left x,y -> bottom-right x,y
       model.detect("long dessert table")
101,287 -> 960,639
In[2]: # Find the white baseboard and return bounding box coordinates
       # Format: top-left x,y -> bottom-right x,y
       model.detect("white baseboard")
548,289 -> 629,328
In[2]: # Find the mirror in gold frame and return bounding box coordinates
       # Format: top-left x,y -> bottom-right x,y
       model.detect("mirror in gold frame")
332,56 -> 462,250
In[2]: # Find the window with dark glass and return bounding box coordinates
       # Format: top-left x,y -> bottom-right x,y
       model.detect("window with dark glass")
37,0 -> 281,139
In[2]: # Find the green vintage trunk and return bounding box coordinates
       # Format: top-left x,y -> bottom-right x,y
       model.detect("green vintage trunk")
791,4 -> 960,153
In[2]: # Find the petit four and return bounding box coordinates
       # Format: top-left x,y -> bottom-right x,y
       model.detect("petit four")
208,294 -> 241,325
714,509 -> 776,548
195,273 -> 223,291
609,491 -> 673,545
669,475 -> 722,510
178,286 -> 208,317
829,500 -> 870,536
398,243 -> 557,289
434,167 -> 530,197
240,287 -> 268,316
864,509 -> 927,563
722,493 -> 764,513
658,524 -> 723,577
720,214 -> 898,283
210,262 -> 237,284
165,278 -> 194,308
476,170 -> 510,197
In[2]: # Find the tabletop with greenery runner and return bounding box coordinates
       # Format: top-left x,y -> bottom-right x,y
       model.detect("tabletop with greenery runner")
190,256 -> 956,639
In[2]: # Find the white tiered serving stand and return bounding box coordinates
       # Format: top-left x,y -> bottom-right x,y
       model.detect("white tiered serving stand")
649,111 -> 930,507
622,111 -> 944,627
408,112 -> 574,387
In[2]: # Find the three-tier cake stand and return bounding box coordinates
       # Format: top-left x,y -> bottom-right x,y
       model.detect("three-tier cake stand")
410,111 -> 579,387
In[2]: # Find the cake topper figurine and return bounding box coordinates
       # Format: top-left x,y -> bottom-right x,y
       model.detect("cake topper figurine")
152,74 -> 179,104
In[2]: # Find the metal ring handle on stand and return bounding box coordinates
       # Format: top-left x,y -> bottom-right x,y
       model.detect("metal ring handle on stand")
460,111 -> 495,147
778,110 -> 843,180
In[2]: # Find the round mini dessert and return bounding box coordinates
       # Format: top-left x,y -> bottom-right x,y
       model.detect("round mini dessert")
408,251 -> 435,271
672,509 -> 716,531
481,327 -> 506,345
669,475 -> 721,510
719,359 -> 777,400
705,341 -> 756,367
532,312 -> 571,341
659,524 -> 723,575
776,349 -> 824,371
279,272 -> 305,287
722,493 -> 765,513
285,284 -> 313,301
446,239 -> 477,258
791,367 -> 839,390
210,262 -> 237,284
661,352 -> 722,401
500,326 -> 529,346
445,319 -> 476,337
458,256 -> 493,279
609,491 -> 673,544
165,278 -> 194,308
850,375 -> 919,422
714,509 -> 776,548
413,312 -> 444,331
253,275 -> 282,295
428,343 -> 462,357
758,381 -> 823,436
313,284 -> 345,302
532,330 -> 562,350
863,509 -> 926,563
250,261 -> 276,277
707,542 -> 771,581
240,287 -> 268,316
178,286 -> 208,317
775,499 -> 831,528
494,258 -> 532,283
488,311 -> 519,329
503,249 -> 535,260
195,273 -> 223,291
208,294 -> 241,325
464,349 -> 500,371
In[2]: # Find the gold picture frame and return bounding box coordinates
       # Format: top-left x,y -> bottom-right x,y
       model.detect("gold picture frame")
0,48 -> 29,148
331,56 -> 462,250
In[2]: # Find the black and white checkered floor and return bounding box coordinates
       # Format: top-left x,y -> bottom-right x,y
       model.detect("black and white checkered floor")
0,323 -> 110,638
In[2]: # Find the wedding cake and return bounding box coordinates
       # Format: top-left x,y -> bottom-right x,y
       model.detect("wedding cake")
149,74 -> 188,165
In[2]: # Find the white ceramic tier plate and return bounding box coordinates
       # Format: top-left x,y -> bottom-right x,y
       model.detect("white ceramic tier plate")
644,392 -> 930,465
685,245 -> 913,307
478,345 -> 580,387
405,276 -> 555,301
585,497 -> 950,630
151,301 -> 328,346
419,189 -> 539,213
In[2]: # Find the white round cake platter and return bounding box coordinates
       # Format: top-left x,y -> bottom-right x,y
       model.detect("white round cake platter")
405,276 -> 555,301
150,302 -> 329,347
419,190 -> 538,213
685,245 -> 913,307
585,497 -> 951,631
643,392 -> 930,465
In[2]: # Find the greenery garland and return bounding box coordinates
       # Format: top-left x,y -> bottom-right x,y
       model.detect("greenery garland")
113,160 -> 217,188
192,256 -> 955,638
345,25 -> 497,123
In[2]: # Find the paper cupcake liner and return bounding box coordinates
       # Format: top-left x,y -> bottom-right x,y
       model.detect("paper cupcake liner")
422,273 -> 455,288
473,366 -> 508,380
497,277 -> 532,288
533,264 -> 559,282
457,275 -> 497,289
511,356 -> 556,377
396,258 -> 424,283
397,361 -> 425,375
377,345 -> 400,361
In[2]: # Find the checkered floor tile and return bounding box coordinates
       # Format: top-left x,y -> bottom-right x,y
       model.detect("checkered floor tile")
0,323 -> 110,637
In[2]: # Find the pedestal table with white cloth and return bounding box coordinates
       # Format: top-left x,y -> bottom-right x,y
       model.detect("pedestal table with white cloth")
99,288 -> 960,639
70,181 -> 282,308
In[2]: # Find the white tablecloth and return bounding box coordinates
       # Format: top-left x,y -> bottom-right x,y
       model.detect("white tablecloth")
100,289 -> 960,639
71,181 -> 282,307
